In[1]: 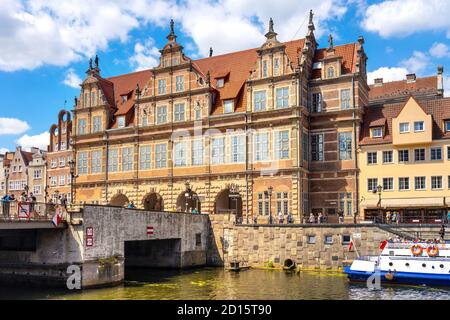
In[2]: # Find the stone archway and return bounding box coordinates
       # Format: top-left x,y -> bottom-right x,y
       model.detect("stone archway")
176,191 -> 201,213
142,192 -> 164,211
214,188 -> 243,219
110,193 -> 129,207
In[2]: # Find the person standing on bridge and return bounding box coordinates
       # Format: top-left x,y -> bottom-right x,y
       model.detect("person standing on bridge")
2,194 -> 11,218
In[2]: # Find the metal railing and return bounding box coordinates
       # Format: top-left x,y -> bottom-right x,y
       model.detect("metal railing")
0,201 -> 68,222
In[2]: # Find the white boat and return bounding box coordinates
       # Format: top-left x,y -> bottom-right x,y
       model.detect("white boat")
344,241 -> 450,287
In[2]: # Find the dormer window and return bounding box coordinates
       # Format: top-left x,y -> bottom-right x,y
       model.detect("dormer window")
399,122 -> 410,133
414,121 -> 424,132
216,78 -> 224,88
312,62 -> 322,70
117,116 -> 125,128
121,95 -> 127,103
273,58 -> 280,76
371,127 -> 383,138
224,100 -> 234,113
262,60 -> 268,78
327,66 -> 335,79
445,120 -> 450,132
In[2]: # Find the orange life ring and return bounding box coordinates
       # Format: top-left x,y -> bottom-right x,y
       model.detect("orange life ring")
426,245 -> 439,257
385,272 -> 394,280
411,244 -> 423,256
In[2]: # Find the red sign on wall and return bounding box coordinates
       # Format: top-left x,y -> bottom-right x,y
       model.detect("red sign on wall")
147,226 -> 154,235
86,227 -> 94,247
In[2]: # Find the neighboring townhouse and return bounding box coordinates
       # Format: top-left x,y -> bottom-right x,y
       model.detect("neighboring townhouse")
359,96 -> 450,223
28,152 -> 47,203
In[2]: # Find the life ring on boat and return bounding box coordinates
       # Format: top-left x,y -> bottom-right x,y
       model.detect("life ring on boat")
385,272 -> 394,281
426,245 -> 439,257
410,244 -> 423,256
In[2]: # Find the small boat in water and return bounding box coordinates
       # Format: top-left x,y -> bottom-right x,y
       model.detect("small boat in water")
344,240 -> 450,287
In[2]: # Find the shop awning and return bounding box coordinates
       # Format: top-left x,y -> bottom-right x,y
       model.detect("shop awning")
361,197 -> 446,209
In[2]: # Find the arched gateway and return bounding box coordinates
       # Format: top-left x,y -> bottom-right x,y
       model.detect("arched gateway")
142,192 -> 164,211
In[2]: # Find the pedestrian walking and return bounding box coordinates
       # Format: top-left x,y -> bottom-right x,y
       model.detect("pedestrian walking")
385,211 -> 391,224
447,210 -> 450,224
439,224 -> 446,242
253,215 -> 258,224
318,212 -> 323,224
278,211 -> 284,224
309,213 -> 315,224
287,213 -> 293,224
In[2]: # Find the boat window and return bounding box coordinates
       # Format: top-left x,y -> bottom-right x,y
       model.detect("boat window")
422,263 -> 426,268
440,264 -> 444,268
389,251 -> 394,256
389,262 -> 393,266
405,263 -> 410,267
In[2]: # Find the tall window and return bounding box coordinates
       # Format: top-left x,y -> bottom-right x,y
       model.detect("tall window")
445,121 -> 450,132
311,93 -> 322,112
122,147 -> 133,171
398,150 -> 409,162
399,177 -> 410,190
155,144 -> 167,168
77,152 -> 88,175
139,145 -> 151,170
262,60 -> 268,78
276,87 -> 289,109
383,178 -> 393,191
158,79 -> 166,95
117,116 -> 125,128
59,175 -> 65,186
383,150 -> 393,163
174,142 -> 187,167
91,92 -> 97,106
340,89 -> 351,109
174,103 -> 185,122
302,133 -> 309,162
108,149 -> 118,172
91,150 -> 102,173
175,75 -> 184,92
276,192 -> 289,215
141,113 -> 148,126
254,91 -> 266,111
367,178 -> 378,192
415,176 -> 426,190
431,176 -> 443,190
211,137 -> 225,164
78,119 -> 86,135
431,147 -> 442,160
311,134 -> 323,161
92,116 -> 102,133
273,58 -> 280,76
372,127 -> 383,138
33,169 -> 42,179
414,148 -> 425,162
195,105 -> 201,120
327,67 -> 335,78
230,135 -> 245,163
274,130 -> 289,160
339,192 -> 352,216
338,132 -> 352,160
255,132 -> 269,161
367,152 -> 377,165
156,106 -> 167,124
192,140 -> 203,166
224,100 -> 234,113
84,92 -> 89,107
258,192 -> 270,215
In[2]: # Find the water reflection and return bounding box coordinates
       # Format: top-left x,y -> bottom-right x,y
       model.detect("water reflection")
0,268 -> 449,300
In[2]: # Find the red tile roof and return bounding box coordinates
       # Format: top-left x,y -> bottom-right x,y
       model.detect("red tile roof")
360,97 -> 450,146
369,76 -> 439,103
311,43 -> 358,79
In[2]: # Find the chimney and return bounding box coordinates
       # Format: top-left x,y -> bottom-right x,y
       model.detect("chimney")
437,65 -> 444,96
406,73 -> 416,83
374,78 -> 383,86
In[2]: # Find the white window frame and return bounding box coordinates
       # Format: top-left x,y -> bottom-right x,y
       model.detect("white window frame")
158,79 -> 166,95
174,103 -> 185,122
372,127 -> 383,138
91,150 -> 102,173
156,106 -> 168,124
230,135 -> 245,163
254,132 -> 269,161
399,122 -> 410,133
117,116 -> 126,128
139,145 -> 151,170
224,100 -> 234,113
191,140 -> 203,166
211,137 -> 225,165
253,91 -> 266,112
122,147 -> 134,171
414,121 -> 424,132
175,75 -> 184,92
174,141 -> 187,167
274,130 -> 289,160
275,87 -> 289,109
155,143 -> 167,168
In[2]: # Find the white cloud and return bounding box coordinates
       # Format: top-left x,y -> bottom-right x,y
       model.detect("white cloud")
1,0 -> 351,71
444,75 -> 450,98
429,42 -> 450,58
0,148 -> 9,154
362,0 -> 450,38
400,51 -> 430,74
0,117 -> 30,135
63,68 -> 82,88
15,131 -> 49,151
367,67 -> 409,84
129,38 -> 160,71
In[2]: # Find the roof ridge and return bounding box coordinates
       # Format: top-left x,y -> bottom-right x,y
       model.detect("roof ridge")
106,69 -> 152,81
369,75 -> 437,87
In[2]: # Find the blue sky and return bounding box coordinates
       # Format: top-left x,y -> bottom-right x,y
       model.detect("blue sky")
1,0 -> 450,152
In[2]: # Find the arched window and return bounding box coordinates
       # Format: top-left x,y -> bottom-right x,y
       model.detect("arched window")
327,67 -> 335,79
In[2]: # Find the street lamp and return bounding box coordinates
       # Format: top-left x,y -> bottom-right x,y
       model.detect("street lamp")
68,159 -> 78,205
266,186 -> 273,223
228,184 -> 240,224
184,181 -> 191,213
373,184 -> 382,223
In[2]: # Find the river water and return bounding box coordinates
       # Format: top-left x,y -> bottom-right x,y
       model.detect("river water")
1,268 -> 450,300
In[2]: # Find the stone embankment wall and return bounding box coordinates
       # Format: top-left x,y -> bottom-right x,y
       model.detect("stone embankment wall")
213,222 -> 443,270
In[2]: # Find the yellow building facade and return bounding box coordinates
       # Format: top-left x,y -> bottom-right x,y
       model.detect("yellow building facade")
359,97 -> 450,223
